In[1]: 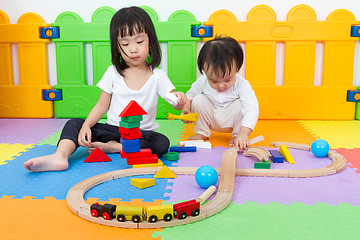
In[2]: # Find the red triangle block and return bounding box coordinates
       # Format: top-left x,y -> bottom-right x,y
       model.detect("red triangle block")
119,100 -> 147,117
84,147 -> 112,162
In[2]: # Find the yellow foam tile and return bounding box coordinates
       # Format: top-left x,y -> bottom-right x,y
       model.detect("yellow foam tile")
0,143 -> 34,165
298,120 -> 360,149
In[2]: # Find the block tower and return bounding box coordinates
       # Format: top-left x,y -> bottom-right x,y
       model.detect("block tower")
119,100 -> 159,166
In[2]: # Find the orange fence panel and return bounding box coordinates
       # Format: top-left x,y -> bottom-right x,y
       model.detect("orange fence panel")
204,5 -> 360,119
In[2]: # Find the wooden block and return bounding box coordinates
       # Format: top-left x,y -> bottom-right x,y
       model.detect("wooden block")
120,148 -> 152,159
127,154 -> 159,165
154,165 -> 177,178
132,159 -> 163,168
279,145 -> 295,164
254,160 -> 271,169
119,127 -> 140,134
131,178 -> 155,189
119,121 -> 140,129
122,145 -> 141,153
121,115 -> 143,122
84,148 -> 112,162
119,100 -> 147,117
120,138 -> 139,147
121,132 -> 142,140
268,150 -> 284,163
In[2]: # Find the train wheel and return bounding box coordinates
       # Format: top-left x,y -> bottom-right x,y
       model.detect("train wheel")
173,210 -> 178,217
102,212 -> 110,220
132,215 -> 141,223
117,214 -> 126,222
90,209 -> 99,217
148,215 -> 158,223
179,212 -> 187,219
192,209 -> 200,216
164,213 -> 172,222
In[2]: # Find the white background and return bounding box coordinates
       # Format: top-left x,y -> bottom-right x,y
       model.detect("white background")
2,0 -> 360,86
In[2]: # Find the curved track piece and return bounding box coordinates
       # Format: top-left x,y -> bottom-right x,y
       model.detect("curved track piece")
66,142 -> 347,228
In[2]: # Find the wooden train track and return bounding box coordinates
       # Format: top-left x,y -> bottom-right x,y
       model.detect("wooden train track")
66,141 -> 347,228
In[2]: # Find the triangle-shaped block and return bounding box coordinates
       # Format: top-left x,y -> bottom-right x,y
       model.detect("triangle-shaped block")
154,165 -> 177,178
119,100 -> 147,117
84,147 -> 112,162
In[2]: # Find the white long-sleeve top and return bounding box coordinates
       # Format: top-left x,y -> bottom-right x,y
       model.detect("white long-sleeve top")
186,74 -> 259,130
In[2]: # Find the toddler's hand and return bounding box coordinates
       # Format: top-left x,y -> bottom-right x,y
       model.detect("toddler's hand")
229,134 -> 249,151
173,92 -> 187,109
78,125 -> 91,147
181,108 -> 192,123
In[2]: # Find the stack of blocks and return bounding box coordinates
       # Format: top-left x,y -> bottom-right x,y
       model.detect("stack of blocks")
119,100 -> 159,166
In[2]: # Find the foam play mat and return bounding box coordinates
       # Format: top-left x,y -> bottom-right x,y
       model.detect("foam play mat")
1,118 -> 359,240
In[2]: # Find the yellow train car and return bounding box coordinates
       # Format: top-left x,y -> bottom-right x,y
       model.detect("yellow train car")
115,205 -> 144,223
145,204 -> 173,223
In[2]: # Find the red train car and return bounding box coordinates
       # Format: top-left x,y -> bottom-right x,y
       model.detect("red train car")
173,199 -> 200,219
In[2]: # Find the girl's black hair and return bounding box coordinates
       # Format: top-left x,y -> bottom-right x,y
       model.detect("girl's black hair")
110,6 -> 161,75
197,36 -> 244,77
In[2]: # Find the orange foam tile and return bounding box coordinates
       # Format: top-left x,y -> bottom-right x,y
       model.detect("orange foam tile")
0,196 -> 161,240
180,120 -> 317,148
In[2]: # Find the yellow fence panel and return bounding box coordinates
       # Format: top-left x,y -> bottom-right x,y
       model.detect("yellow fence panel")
0,11 -> 52,118
204,5 -> 360,120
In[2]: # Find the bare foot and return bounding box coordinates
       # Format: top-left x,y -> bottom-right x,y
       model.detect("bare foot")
24,154 -> 69,172
88,141 -> 122,154
188,133 -> 209,141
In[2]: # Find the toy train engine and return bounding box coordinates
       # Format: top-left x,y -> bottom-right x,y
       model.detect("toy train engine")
90,203 -> 117,220
173,200 -> 200,219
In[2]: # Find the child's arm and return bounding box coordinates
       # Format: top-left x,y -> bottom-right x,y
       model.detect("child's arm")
78,90 -> 111,147
230,126 -> 252,151
169,90 -> 187,110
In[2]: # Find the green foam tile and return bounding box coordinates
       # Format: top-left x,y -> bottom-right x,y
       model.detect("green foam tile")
153,202 -> 360,240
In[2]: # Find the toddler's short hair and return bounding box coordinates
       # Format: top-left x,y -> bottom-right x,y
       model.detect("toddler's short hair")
197,36 -> 244,77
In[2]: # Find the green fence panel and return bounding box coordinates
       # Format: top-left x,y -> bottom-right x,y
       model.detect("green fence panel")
51,6 -> 200,119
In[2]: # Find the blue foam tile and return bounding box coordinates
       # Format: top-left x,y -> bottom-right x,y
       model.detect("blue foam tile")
0,145 -> 170,202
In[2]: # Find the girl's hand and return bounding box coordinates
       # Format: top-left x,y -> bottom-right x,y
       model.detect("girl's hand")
78,125 -> 92,147
229,134 -> 249,151
173,92 -> 187,109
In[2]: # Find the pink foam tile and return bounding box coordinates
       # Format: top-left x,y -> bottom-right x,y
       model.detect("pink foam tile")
0,119 -> 69,144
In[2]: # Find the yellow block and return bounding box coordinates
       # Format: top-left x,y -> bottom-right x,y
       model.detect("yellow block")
279,145 -> 295,164
154,165 -> 177,179
132,159 -> 163,168
130,178 -> 155,189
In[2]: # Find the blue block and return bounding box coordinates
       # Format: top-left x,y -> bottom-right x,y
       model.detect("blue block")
169,146 -> 196,152
269,150 -> 284,163
120,138 -> 139,147
123,145 -> 141,153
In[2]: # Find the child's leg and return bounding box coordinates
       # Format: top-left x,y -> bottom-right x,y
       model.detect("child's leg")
190,94 -> 215,139
140,131 -> 170,157
213,99 -> 243,137
24,139 -> 75,172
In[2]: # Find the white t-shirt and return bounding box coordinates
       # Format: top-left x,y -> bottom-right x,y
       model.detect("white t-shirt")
97,66 -> 175,131
186,74 -> 259,130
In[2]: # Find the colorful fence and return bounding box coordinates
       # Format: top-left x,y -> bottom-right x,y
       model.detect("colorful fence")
0,5 -> 359,119
0,10 -> 52,118
51,6 -> 200,118
204,5 -> 360,119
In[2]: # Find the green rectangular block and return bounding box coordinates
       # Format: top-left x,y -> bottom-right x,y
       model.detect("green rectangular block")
121,115 -> 143,122
254,160 -> 271,169
119,121 -> 140,129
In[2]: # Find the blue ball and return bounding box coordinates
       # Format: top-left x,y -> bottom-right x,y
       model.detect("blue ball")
311,139 -> 330,158
195,165 -> 218,189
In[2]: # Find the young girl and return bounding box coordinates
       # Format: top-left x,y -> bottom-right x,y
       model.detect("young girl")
24,6 -> 187,172
182,36 -> 259,151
